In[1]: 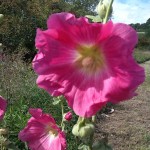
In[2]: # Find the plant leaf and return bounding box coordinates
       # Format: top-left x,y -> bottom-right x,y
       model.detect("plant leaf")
78,143 -> 90,150
52,97 -> 61,105
85,15 -> 102,23
7,143 -> 20,150
92,140 -> 113,150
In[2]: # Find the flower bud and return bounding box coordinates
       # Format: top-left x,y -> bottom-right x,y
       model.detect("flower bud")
79,123 -> 95,138
72,123 -> 80,136
64,111 -> 72,121
96,0 -> 113,20
72,117 -> 95,139
96,1 -> 107,19
0,128 -> 8,135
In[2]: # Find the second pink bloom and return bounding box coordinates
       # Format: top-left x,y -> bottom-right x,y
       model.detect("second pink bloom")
19,108 -> 66,150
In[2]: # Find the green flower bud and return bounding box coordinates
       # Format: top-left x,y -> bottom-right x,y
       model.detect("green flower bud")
79,123 -> 95,138
72,117 -> 95,139
72,123 -> 80,136
96,1 -> 107,19
96,0 -> 113,20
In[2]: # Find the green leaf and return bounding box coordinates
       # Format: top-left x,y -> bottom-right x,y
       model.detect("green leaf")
7,143 -> 20,150
85,15 -> 102,23
92,140 -> 113,150
52,97 -> 61,105
78,143 -> 90,150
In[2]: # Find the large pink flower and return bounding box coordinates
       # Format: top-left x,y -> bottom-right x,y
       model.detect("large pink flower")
33,12 -> 145,117
0,96 -> 7,120
18,108 -> 66,150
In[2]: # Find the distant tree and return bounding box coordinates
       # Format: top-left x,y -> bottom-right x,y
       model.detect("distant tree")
130,18 -> 150,32
0,0 -> 55,58
146,18 -> 150,25
0,0 -> 98,60
65,0 -> 99,16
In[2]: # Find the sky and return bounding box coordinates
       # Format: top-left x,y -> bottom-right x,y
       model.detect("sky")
112,0 -> 150,24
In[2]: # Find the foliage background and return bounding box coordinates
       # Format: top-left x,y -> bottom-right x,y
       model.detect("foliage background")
0,0 -> 150,149
0,0 -> 149,61
0,0 -> 98,61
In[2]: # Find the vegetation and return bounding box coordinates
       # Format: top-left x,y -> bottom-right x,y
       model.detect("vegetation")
0,55 -> 79,149
0,0 -> 98,61
0,0 -> 149,60
130,18 -> 150,50
1,52 -> 150,150
130,18 -> 150,32
134,50 -> 150,63
0,1 -> 150,149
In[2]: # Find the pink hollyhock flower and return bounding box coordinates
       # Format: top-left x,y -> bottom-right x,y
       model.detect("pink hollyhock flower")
18,108 -> 66,150
0,96 -> 7,120
64,112 -> 72,121
33,12 -> 145,117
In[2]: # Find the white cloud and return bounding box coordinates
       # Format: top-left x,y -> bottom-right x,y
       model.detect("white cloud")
112,0 -> 150,24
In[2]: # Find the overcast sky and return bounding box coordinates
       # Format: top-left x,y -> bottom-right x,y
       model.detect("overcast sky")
112,0 -> 150,24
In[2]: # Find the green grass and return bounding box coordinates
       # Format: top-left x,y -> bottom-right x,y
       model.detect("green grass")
0,55 -> 79,149
134,50 -> 150,63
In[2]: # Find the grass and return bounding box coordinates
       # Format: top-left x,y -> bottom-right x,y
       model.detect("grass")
134,50 -> 150,63
0,54 -> 79,149
0,49 -> 150,149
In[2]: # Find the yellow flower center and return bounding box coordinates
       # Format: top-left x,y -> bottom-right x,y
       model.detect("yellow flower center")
46,124 -> 58,137
75,45 -> 105,73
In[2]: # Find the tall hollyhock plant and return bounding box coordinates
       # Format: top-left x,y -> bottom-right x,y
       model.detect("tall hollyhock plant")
32,12 -> 145,117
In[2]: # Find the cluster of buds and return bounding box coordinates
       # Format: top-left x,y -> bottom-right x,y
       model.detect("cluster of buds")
72,117 -> 95,139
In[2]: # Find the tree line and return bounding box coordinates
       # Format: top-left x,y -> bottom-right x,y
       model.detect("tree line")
0,0 -> 149,61
0,0 -> 98,61
130,18 -> 150,50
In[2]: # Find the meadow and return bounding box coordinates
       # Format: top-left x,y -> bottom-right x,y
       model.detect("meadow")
0,48 -> 150,149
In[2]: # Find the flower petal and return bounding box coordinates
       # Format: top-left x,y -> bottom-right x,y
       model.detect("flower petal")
112,23 -> 138,51
0,96 -> 7,120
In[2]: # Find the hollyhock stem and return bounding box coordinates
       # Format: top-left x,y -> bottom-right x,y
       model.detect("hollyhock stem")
92,115 -> 96,123
89,116 -> 96,149
103,0 -> 114,23
77,117 -> 95,149
61,101 -> 65,131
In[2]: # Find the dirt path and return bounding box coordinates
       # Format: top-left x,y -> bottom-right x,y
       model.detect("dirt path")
95,61 -> 150,150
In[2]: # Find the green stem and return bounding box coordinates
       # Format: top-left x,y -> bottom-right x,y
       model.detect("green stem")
88,146 -> 92,150
90,116 -> 96,149
92,115 -> 96,123
60,100 -> 65,131
103,0 -> 114,23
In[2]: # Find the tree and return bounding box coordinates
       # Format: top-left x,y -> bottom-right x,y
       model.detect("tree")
0,0 -> 99,60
